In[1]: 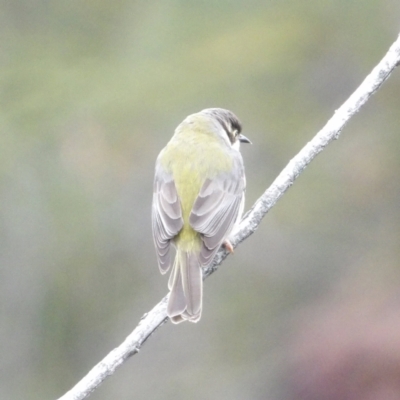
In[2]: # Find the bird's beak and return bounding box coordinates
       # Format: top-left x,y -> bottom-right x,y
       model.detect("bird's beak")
238,134 -> 252,144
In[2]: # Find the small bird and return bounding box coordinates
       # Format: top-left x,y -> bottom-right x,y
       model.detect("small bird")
152,108 -> 250,323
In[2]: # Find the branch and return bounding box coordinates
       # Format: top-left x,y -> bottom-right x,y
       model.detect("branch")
57,33 -> 400,400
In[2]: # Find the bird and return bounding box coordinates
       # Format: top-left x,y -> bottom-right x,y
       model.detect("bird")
152,108 -> 250,323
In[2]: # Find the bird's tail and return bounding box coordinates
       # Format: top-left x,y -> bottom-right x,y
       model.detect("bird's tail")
167,250 -> 203,324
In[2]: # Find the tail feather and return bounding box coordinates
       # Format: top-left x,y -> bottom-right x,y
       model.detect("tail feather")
167,251 -> 203,324
181,252 -> 202,317
167,257 -> 186,317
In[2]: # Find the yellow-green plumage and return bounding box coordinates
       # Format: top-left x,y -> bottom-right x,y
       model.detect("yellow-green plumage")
159,116 -> 233,252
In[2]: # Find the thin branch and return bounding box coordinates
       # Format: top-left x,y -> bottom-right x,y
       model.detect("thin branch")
57,33 -> 400,400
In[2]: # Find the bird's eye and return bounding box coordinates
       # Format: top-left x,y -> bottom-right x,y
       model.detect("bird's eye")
232,129 -> 239,140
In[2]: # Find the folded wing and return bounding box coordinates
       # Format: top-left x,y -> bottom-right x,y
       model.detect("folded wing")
189,170 -> 245,266
152,166 -> 183,274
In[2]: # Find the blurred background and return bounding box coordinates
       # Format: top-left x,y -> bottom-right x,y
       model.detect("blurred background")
1,1 -> 400,399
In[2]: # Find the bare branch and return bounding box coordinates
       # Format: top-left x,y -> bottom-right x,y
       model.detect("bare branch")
57,33 -> 400,400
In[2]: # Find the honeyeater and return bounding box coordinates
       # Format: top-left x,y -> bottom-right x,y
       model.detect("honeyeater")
152,108 -> 250,323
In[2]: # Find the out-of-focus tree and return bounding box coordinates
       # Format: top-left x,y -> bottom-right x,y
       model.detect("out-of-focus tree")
1,1 -> 400,399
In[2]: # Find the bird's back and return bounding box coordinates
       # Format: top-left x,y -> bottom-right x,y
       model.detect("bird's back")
157,125 -> 234,250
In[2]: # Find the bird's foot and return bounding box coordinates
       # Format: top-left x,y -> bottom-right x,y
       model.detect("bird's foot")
223,239 -> 234,253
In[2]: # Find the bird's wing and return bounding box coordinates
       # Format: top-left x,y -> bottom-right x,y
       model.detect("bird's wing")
189,162 -> 245,266
152,163 -> 183,274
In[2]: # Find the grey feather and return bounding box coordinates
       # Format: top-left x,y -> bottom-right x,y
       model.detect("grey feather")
167,251 -> 202,323
181,252 -> 202,316
190,162 -> 246,266
152,163 -> 183,274
167,258 -> 186,317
